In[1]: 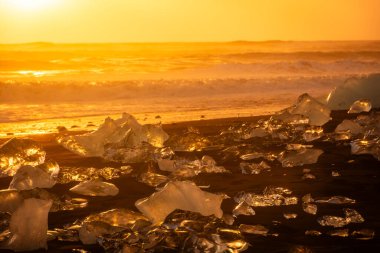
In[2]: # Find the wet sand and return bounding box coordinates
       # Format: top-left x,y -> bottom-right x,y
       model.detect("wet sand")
0,111 -> 379,252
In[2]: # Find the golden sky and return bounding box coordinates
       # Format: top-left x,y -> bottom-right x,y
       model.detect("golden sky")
0,0 -> 379,43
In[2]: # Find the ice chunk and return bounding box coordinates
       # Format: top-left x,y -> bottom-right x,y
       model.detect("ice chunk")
283,213 -> 298,219
165,129 -> 211,151
9,161 -> 59,190
135,181 -> 224,224
103,142 -> 156,163
348,99 -> 372,114
303,126 -> 324,142
344,208 -> 364,223
232,202 -> 255,217
159,156 -> 229,178
240,152 -> 264,161
0,138 -> 46,177
327,74 -> 380,110
58,165 -> 132,184
240,161 -> 270,175
278,148 -> 323,167
350,138 -> 380,161
289,245 -> 313,253
6,198 -> 52,251
58,113 -> 169,157
302,173 -> 316,180
351,229 -> 375,240
281,93 -> 331,126
328,228 -> 349,237
234,187 -> 297,207
332,170 -> 341,177
83,209 -> 149,229
79,221 -> 124,245
239,224 -> 268,236
303,203 -> 317,215
335,120 -> 363,135
315,195 -> 356,204
69,179 -> 119,196
138,171 -> 168,187
318,215 -> 348,228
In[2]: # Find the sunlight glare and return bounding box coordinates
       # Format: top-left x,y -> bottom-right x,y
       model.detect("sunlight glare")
6,0 -> 60,11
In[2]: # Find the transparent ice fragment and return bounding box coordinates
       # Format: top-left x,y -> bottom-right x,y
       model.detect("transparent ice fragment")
232,202 -> 255,217
166,129 -> 211,151
327,228 -> 349,237
234,187 -> 297,207
344,208 -> 364,223
302,173 -> 316,180
135,181 -> 224,224
278,148 -> 323,167
303,203 -> 317,215
58,165 -> 132,184
317,215 -> 348,228
79,221 -> 125,245
331,171 -> 341,177
239,224 -> 268,236
348,99 -> 372,114
289,245 -> 313,253
282,93 -> 331,126
326,74 -> 380,110
305,230 -> 322,236
69,179 -> 119,196
58,113 -> 169,157
315,196 -> 356,204
351,229 -> 375,240
0,138 -> 46,177
9,161 -> 59,190
240,152 -> 264,161
284,213 -> 298,219
335,120 -> 363,135
103,143 -> 156,163
6,198 -> 52,251
303,127 -> 324,142
240,161 -> 270,175
350,138 -> 380,161
138,171 -> 168,187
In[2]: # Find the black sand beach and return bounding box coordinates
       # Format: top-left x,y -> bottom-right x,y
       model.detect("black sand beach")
0,111 -> 379,253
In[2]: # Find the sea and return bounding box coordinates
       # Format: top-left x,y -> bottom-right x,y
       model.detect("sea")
1,41 -> 380,137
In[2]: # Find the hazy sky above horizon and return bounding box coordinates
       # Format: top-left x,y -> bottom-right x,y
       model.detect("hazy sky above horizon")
0,0 -> 379,43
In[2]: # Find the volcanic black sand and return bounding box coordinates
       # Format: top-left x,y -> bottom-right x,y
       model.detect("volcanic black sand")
0,111 -> 379,253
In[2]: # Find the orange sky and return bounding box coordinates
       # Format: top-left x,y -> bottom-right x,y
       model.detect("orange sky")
0,0 -> 379,43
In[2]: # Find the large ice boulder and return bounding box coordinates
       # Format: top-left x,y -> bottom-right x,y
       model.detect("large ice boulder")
9,161 -> 59,190
57,113 -> 169,157
0,138 -> 46,177
327,74 -> 380,110
277,93 -> 331,126
135,181 -> 225,224
6,198 -> 52,251
70,179 -> 119,196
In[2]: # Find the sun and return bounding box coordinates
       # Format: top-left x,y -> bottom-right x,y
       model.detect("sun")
5,0 -> 60,11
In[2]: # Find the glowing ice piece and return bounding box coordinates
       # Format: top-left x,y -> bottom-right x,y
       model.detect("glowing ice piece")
135,181 -> 224,224
70,179 -> 119,196
6,198 -> 52,251
278,148 -> 323,167
335,120 -> 363,135
284,93 -> 331,126
58,113 -> 168,157
0,138 -> 46,177
9,161 -> 59,190
327,74 -> 380,110
348,99 -> 372,114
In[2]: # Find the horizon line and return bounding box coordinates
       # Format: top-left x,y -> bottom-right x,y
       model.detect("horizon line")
1,39 -> 380,45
